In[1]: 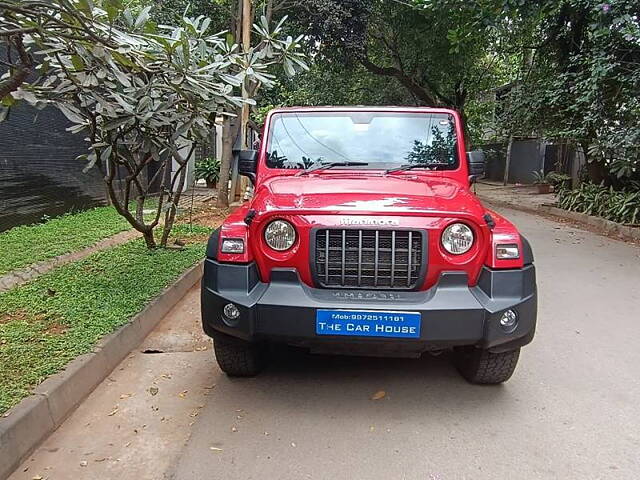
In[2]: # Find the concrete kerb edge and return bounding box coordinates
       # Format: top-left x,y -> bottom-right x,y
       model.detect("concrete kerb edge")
478,195 -> 640,243
0,260 -> 204,480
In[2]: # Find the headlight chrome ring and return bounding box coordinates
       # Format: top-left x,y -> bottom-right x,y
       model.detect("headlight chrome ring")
264,219 -> 296,251
441,223 -> 474,255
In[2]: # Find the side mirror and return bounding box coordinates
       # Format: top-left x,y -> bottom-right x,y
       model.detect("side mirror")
237,149 -> 258,184
467,150 -> 486,184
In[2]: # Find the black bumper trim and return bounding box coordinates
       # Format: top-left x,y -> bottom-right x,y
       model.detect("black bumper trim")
201,259 -> 537,353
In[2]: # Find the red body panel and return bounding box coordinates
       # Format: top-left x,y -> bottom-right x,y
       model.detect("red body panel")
216,106 -> 525,288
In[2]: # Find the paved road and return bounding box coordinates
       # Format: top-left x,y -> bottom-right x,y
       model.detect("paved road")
12,207 -> 640,480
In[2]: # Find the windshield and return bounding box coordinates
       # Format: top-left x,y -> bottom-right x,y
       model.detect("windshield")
266,112 -> 458,170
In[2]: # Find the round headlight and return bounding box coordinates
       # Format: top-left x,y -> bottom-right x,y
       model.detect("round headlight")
264,220 -> 296,251
441,223 -> 474,254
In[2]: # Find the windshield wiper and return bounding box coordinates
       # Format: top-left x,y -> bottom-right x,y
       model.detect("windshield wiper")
297,161 -> 369,176
385,163 -> 453,174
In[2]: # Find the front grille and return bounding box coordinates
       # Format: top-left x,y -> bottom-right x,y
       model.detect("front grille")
314,229 -> 424,289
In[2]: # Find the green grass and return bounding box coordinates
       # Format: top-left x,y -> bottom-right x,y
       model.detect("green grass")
0,206 -> 132,276
0,236 -> 208,413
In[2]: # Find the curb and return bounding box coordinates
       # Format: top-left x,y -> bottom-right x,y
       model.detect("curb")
0,261 -> 204,480
479,195 -> 640,243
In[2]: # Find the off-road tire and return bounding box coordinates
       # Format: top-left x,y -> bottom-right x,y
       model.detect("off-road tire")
212,332 -> 268,377
454,347 -> 520,384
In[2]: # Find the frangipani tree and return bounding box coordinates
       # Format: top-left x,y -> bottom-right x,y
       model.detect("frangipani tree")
1,1 -> 306,248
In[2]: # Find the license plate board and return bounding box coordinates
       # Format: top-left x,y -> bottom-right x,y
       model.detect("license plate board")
315,309 -> 421,339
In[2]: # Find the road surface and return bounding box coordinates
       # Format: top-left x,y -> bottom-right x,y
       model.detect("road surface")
11,207 -> 640,480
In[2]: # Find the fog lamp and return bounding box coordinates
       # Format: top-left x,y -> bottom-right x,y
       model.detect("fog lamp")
223,303 -> 240,320
499,309 -> 518,332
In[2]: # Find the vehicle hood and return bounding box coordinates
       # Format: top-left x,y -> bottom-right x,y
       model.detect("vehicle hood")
251,174 -> 486,219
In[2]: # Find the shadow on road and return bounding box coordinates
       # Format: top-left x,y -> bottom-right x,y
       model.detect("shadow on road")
218,345 -> 512,418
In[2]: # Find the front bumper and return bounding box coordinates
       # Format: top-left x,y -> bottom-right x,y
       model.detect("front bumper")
201,259 -> 537,355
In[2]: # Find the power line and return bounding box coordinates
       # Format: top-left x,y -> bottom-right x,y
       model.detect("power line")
293,114 -> 351,162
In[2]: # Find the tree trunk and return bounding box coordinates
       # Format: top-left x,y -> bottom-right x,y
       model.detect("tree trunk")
217,115 -> 240,208
160,148 -> 192,247
503,136 -> 514,186
142,229 -> 156,249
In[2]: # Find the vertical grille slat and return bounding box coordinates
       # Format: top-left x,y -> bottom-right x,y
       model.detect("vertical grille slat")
324,230 -> 329,284
390,230 -> 396,286
407,231 -> 413,287
357,230 -> 362,285
374,231 -> 379,287
315,228 -> 423,290
341,230 -> 346,285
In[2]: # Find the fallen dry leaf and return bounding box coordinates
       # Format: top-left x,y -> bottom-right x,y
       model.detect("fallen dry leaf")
148,386 -> 159,396
32,476 -> 43,480
231,426 -> 238,432
210,447 -> 223,452
80,461 -> 88,467
371,390 -> 386,401
107,406 -> 119,416
179,390 -> 188,398
190,412 -> 199,418
120,393 -> 133,399
291,442 -> 296,448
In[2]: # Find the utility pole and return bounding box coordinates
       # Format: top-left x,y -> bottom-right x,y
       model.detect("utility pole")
229,0 -> 252,204
241,0 -> 252,151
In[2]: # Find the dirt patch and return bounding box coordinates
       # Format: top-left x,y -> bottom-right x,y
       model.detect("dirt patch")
171,234 -> 211,245
0,310 -> 68,336
44,320 -> 68,336
0,309 -> 31,325
180,205 -> 230,229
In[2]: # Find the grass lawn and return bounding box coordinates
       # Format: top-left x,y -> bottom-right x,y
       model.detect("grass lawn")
0,227 -> 210,414
0,206 -> 131,276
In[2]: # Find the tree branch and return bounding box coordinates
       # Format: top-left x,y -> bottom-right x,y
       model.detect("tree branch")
359,54 -> 440,106
0,34 -> 34,99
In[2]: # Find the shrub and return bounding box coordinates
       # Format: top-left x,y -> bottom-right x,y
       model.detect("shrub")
556,184 -> 640,225
195,157 -> 221,185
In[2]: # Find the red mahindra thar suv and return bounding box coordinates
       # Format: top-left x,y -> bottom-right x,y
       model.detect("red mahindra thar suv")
201,106 -> 536,384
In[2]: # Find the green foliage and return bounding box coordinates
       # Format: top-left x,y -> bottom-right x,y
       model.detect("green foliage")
472,0 -> 640,185
0,237 -> 206,413
258,60 -> 414,115
265,0 -> 511,142
531,170 -> 549,185
531,170 -> 570,186
2,1 -> 306,247
195,157 -> 221,183
546,172 -> 572,188
556,183 -> 640,225
0,207 -> 130,276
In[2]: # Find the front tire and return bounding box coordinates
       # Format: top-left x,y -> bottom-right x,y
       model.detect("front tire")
212,332 -> 268,377
454,347 -> 520,384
